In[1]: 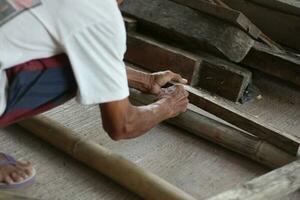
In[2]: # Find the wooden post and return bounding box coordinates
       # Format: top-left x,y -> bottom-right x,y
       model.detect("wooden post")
129,89 -> 296,169
17,117 -> 197,200
207,159 -> 300,200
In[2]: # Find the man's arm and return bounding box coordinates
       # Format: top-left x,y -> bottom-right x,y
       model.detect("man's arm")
100,69 -> 189,141
100,85 -> 188,140
126,66 -> 188,94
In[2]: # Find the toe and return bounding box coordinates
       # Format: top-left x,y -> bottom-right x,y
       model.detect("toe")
16,165 -> 33,176
18,171 -> 28,180
10,172 -> 23,183
4,175 -> 14,184
17,161 -> 32,168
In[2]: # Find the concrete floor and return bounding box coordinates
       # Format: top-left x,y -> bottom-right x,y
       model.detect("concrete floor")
0,73 -> 300,199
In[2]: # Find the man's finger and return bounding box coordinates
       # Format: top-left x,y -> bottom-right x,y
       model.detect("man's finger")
170,73 -> 188,84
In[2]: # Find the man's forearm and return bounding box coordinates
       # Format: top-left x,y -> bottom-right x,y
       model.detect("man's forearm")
100,98 -> 172,140
126,66 -> 152,92
120,100 -> 171,139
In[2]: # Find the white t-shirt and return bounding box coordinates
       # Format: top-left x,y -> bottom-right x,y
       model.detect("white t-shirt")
0,0 -> 129,116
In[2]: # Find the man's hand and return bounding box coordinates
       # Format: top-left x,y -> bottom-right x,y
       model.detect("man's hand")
149,70 -> 188,95
100,84 -> 189,140
126,66 -> 188,95
157,85 -> 189,118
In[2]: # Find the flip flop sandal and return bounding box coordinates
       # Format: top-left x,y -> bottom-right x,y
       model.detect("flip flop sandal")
0,154 -> 36,189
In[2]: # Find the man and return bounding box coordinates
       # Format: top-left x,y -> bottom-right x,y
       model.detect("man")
0,0 -> 189,188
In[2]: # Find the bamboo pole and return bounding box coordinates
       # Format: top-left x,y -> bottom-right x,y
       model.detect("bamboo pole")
129,89 -> 295,169
17,116 -> 196,200
0,191 -> 38,200
207,159 -> 300,200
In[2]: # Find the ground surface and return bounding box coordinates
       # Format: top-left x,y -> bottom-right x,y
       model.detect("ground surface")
0,73 -> 300,200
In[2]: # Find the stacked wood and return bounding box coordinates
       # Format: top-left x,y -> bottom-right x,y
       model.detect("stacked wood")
121,1 -> 300,156
243,42 -> 300,87
121,0 -> 255,62
17,117 -> 197,200
125,33 -> 202,86
125,33 -> 252,102
208,159 -> 300,200
130,89 -> 296,169
169,0 -> 261,39
250,0 -> 300,16
223,0 -> 300,51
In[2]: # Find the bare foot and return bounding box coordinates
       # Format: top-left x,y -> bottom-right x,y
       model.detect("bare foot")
0,153 -> 33,184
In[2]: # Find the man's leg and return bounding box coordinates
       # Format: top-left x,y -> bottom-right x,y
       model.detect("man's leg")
0,54 -> 77,185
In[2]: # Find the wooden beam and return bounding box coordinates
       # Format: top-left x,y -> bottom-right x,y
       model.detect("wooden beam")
184,85 -> 299,155
208,159 -> 300,200
130,89 -> 296,169
169,0 -> 261,39
125,33 -> 202,85
197,60 -> 251,102
121,0 -> 254,62
125,33 -> 252,102
249,0 -> 300,17
223,0 -> 300,51
243,42 -> 300,87
18,117 -> 197,200
123,16 -> 137,32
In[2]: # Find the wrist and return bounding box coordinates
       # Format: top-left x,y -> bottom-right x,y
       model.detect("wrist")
128,70 -> 153,92
154,97 -> 173,119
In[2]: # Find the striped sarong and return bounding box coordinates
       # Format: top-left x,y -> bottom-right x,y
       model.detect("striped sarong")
0,54 -> 77,127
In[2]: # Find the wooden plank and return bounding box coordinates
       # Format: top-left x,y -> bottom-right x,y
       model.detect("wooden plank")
184,85 -> 300,156
125,33 -> 202,85
249,0 -> 300,17
170,0 -> 261,39
198,60 -> 251,102
223,0 -> 300,50
121,0 -> 254,62
243,42 -> 300,87
130,89 -> 296,169
123,16 -> 137,32
208,159 -> 300,200
125,33 -> 252,101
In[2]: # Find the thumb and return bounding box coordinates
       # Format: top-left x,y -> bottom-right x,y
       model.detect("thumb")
171,74 -> 188,84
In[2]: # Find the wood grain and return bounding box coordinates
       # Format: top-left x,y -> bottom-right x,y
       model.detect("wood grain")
223,0 -> 300,50
121,0 -> 254,62
243,42 -> 300,87
170,0 -> 261,39
208,159 -> 300,200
